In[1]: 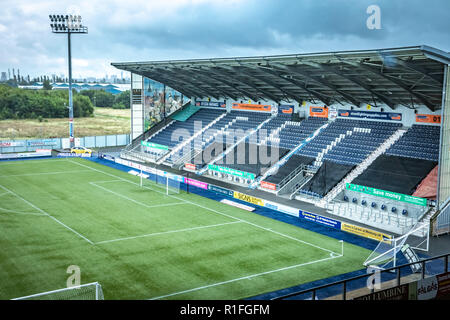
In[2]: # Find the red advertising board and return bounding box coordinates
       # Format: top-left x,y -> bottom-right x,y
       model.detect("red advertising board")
309,106 -> 329,118
416,114 -> 441,124
184,163 -> 196,170
260,181 -> 277,191
232,103 -> 272,112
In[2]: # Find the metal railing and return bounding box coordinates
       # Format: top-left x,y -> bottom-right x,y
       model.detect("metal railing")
271,253 -> 450,300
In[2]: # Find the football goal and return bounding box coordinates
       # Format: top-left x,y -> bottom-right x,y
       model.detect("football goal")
12,282 -> 104,300
363,221 -> 430,272
139,170 -> 181,195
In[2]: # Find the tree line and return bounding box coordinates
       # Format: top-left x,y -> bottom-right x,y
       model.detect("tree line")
0,84 -> 130,120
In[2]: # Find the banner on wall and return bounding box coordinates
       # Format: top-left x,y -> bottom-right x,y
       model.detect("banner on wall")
346,183 -> 427,206
341,222 -> 392,243
208,184 -> 234,197
195,101 -> 226,108
232,103 -> 272,112
208,164 -> 256,180
278,105 -> 294,114
0,141 -> 26,147
233,191 -> 265,206
299,211 -> 341,229
416,114 -> 441,124
309,106 -> 329,118
141,141 -> 169,151
260,181 -> 277,191
338,110 -> 402,121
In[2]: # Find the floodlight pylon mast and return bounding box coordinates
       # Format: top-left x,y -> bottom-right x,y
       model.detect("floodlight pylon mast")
49,14 -> 88,148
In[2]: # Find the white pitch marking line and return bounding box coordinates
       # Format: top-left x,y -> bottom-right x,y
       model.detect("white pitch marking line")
0,159 -> 69,165
149,254 -> 343,300
96,221 -> 243,245
0,207 -> 45,216
0,170 -> 91,178
70,160 -> 339,255
0,183 -> 94,245
89,182 -> 185,209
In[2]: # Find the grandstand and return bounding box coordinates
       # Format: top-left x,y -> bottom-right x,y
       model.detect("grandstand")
1,45 -> 449,301
113,44 -> 449,250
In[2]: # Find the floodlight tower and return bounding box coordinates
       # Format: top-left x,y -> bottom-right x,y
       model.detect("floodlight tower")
49,14 -> 88,148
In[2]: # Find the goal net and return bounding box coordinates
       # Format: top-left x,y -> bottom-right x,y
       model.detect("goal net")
142,172 -> 180,195
12,282 -> 104,300
363,222 -> 430,271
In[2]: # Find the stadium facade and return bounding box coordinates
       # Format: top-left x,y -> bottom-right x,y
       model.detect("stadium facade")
111,45 -> 450,238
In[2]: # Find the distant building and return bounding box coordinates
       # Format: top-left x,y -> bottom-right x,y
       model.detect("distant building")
0,72 -> 7,82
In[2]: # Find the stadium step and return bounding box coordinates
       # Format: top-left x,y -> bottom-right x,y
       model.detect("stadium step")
251,121 -> 330,189
198,116 -> 274,175
157,112 -> 228,165
319,128 -> 407,207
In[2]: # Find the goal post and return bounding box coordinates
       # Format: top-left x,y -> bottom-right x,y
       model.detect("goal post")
12,282 -> 104,300
363,222 -> 430,271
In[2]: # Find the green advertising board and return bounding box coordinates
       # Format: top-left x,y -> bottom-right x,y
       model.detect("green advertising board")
208,164 -> 255,180
346,183 -> 427,206
141,141 -> 169,151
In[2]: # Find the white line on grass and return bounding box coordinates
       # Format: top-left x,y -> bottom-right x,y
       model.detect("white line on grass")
149,254 -> 343,300
89,182 -> 185,209
0,170 -> 91,178
0,159 -> 69,165
69,160 -> 348,298
0,183 -> 94,245
0,207 -> 45,216
95,221 -> 243,245
69,160 -> 340,255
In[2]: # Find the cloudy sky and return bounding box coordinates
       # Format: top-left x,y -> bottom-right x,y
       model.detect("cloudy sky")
1,0 -> 449,79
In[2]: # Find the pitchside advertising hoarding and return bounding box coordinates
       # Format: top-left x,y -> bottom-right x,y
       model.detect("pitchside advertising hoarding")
338,109 -> 402,121
346,183 -> 427,206
355,271 -> 450,300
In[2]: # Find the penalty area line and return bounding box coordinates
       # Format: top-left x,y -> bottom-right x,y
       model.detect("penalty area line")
149,254 -> 343,300
70,159 -> 341,256
0,183 -> 94,245
95,221 -> 243,245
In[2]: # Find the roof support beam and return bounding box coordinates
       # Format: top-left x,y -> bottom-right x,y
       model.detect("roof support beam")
248,63 -> 335,104
149,67 -> 221,100
235,65 -> 306,103
302,61 -> 397,109
177,66 -> 241,100
187,65 -> 262,101
206,65 -> 275,102
142,71 -> 213,99
213,65 -> 282,102
341,59 -> 436,111
270,63 -> 362,107
384,56 -> 443,85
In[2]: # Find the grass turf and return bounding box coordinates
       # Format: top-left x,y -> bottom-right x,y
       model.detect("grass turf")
0,158 -> 371,300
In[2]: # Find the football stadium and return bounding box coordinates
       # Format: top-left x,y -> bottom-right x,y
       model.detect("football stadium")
1,44 -> 449,302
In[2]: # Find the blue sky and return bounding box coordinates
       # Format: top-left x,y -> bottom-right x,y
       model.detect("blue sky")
1,0 -> 449,79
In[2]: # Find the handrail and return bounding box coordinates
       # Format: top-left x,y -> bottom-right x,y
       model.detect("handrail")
271,252 -> 450,300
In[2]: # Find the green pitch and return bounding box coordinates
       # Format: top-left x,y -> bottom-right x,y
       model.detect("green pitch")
0,158 -> 370,300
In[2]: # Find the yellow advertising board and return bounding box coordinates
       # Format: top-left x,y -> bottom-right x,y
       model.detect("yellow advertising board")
233,191 -> 265,206
341,223 -> 392,243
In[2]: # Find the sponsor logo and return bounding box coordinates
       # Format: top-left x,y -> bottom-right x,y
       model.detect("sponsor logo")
233,192 -> 264,206
260,181 -> 276,191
